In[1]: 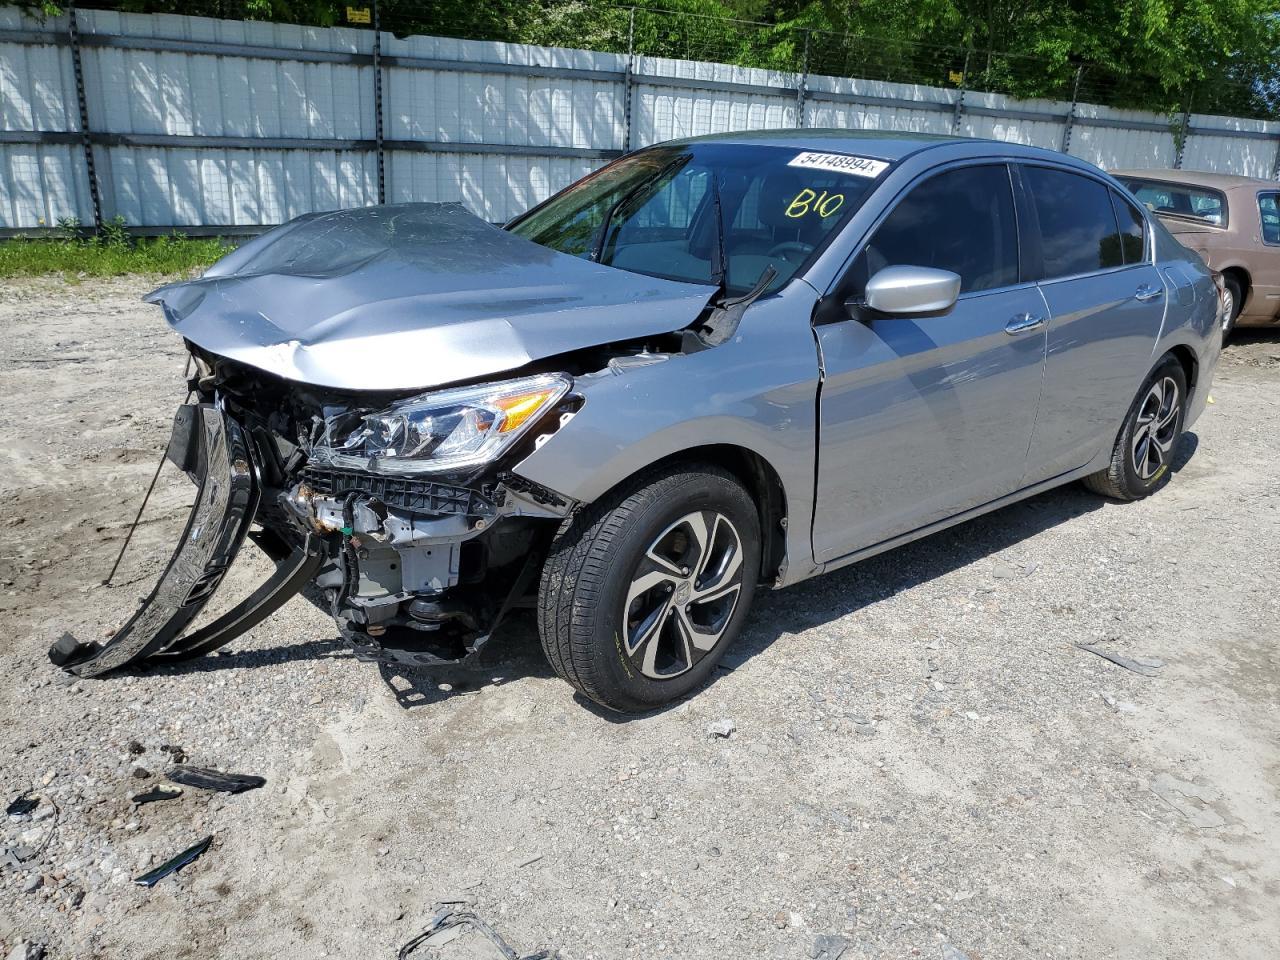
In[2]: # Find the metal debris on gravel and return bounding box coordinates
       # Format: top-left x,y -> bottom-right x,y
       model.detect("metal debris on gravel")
398,905 -> 558,959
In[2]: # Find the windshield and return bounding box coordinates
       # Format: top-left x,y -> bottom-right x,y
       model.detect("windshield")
1119,177 -> 1228,227
508,143 -> 886,295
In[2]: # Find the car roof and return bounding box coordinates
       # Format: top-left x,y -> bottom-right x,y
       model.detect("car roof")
668,128 -> 1095,167
1110,168 -> 1277,192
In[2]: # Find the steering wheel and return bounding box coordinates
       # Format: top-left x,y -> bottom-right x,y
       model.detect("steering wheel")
766,241 -> 814,263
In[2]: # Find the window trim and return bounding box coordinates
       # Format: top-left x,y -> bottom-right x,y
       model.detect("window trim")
1117,176 -> 1229,231
1258,191 -> 1280,247
1018,161 -> 1154,285
1109,187 -> 1150,267
833,158 -> 1027,302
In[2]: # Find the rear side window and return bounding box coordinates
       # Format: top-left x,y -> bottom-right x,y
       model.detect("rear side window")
1023,166 -> 1124,279
863,164 -> 1019,294
1121,178 -> 1227,226
1260,194 -> 1280,245
1111,190 -> 1148,264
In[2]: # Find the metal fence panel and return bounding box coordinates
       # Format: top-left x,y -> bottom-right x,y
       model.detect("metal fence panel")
1181,115 -> 1279,180
1,4 -> 1278,233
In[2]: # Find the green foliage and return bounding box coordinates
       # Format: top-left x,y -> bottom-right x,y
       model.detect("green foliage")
0,224 -> 230,279
61,0 -> 1280,117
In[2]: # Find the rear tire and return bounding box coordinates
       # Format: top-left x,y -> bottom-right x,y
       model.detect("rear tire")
537,464 -> 760,713
1083,355 -> 1187,501
1221,275 -> 1243,341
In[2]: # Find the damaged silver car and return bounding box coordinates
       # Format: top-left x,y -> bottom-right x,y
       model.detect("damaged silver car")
52,132 -> 1222,712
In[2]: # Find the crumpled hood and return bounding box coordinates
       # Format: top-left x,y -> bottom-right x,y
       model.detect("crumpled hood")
146,203 -> 718,392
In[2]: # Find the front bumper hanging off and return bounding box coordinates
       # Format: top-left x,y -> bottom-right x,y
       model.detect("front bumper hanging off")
48,405 -> 320,676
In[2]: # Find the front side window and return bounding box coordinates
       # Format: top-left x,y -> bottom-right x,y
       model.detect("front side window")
1119,177 -> 1228,227
1111,190 -> 1148,264
1024,166 -> 1124,279
1259,193 -> 1280,245
860,164 -> 1020,294
509,144 -> 885,295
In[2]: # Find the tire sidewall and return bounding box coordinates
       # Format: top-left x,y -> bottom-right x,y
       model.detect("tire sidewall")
1222,277 -> 1242,340
588,469 -> 760,712
1114,358 -> 1188,498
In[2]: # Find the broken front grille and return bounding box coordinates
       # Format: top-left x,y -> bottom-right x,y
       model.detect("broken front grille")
301,468 -> 496,518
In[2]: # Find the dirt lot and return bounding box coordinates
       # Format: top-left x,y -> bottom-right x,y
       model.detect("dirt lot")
1,275 -> 1277,960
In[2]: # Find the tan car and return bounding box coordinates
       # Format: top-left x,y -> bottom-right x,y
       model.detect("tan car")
1113,169 -> 1280,337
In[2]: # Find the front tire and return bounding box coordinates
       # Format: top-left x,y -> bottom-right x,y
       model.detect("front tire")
537,464 -> 760,713
1083,355 -> 1188,501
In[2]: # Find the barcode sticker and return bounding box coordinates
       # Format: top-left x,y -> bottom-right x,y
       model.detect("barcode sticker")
787,152 -> 889,178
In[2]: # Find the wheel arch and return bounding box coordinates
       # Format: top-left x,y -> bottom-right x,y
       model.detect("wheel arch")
1217,263 -> 1250,313
583,444 -> 790,586
1166,343 -> 1199,397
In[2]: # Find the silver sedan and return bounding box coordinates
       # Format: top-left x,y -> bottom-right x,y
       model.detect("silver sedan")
52,132 -> 1222,714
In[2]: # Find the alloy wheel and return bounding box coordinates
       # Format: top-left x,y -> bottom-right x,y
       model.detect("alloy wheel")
1131,375 -> 1181,480
621,511 -> 745,680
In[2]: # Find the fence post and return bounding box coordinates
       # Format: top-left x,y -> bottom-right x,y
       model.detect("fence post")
622,7 -> 635,153
67,1 -> 103,232
1060,66 -> 1083,154
795,29 -> 810,129
1173,88 -> 1194,170
371,0 -> 386,204
951,50 -> 970,136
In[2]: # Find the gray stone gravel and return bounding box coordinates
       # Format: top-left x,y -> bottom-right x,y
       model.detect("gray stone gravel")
1,277 -> 1278,959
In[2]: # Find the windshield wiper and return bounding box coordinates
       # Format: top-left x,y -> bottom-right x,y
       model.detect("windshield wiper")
590,157 -> 686,263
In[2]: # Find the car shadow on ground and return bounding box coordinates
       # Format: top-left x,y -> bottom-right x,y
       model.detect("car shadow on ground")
132,434 -> 1200,717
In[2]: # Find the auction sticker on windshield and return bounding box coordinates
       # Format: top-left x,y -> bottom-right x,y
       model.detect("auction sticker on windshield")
787,152 -> 889,178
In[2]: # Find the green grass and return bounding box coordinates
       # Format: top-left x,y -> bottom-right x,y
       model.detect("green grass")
0,232 -> 230,279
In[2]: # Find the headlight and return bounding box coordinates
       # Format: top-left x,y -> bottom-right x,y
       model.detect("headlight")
309,373 -> 572,475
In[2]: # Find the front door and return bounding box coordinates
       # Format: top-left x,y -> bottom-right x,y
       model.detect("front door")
812,163 -> 1048,563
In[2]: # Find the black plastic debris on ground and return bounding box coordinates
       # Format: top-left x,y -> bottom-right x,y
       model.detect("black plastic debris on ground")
133,836 -> 212,887
167,765 -> 265,794
6,791 -> 39,816
1075,642 -> 1165,677
399,906 -> 558,960
132,785 -> 183,805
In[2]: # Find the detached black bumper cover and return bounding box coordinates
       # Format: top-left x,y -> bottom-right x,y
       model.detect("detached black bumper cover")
49,405 -> 260,676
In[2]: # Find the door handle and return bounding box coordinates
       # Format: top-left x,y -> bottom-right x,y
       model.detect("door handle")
1005,313 -> 1047,335
1134,284 -> 1164,302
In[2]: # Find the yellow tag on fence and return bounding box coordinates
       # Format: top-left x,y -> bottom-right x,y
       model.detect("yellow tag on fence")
346,6 -> 371,24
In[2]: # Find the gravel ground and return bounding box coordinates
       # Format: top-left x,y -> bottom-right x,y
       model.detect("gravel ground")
1,276 -> 1278,960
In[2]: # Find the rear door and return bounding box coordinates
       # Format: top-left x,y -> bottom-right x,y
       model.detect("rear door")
811,162 -> 1048,562
1019,165 -> 1168,484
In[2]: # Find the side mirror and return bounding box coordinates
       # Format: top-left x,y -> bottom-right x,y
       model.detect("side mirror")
857,265 -> 961,317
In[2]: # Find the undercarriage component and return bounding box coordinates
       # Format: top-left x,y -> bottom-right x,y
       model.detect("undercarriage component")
49,405 -> 258,676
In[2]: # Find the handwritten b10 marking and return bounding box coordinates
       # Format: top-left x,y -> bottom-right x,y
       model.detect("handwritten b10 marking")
785,189 -> 845,219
